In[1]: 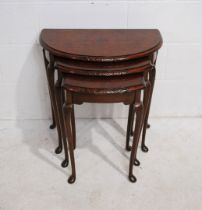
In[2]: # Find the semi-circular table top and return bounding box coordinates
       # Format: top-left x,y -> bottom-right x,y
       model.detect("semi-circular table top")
40,29 -> 162,62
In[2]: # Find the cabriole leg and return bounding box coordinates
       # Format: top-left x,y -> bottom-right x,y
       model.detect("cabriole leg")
55,75 -> 69,167
141,69 -> 155,152
43,50 -> 63,154
63,91 -> 76,184
128,97 -> 144,183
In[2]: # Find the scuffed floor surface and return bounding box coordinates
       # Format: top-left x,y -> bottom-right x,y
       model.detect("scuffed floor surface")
0,118 -> 202,210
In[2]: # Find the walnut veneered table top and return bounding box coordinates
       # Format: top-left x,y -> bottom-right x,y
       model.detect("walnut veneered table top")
40,29 -> 162,62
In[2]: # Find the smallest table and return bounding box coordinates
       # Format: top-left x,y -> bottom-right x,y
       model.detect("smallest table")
40,29 -> 163,183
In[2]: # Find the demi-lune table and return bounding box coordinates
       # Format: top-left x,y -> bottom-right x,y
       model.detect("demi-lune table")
40,29 -> 162,183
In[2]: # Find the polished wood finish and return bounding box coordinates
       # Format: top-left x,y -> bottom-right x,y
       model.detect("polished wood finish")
62,73 -> 146,93
40,29 -> 162,184
40,29 -> 162,62
55,56 -> 151,76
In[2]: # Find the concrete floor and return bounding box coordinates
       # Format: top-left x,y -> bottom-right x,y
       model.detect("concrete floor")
0,118 -> 202,210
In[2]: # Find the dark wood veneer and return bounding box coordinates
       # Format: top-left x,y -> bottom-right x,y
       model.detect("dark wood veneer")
40,29 -> 162,62
40,29 -> 162,184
